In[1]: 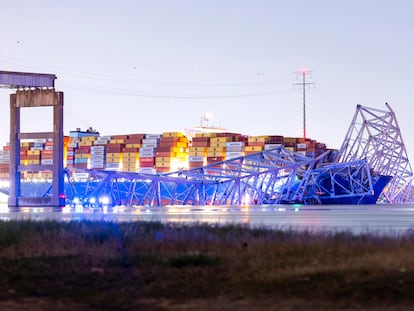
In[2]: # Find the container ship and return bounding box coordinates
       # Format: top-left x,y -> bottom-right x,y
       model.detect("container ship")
0,127 -> 329,182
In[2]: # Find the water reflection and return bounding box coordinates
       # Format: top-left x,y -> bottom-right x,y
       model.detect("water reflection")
0,203 -> 414,235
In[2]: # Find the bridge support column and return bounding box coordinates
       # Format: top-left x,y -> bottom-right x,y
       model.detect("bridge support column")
8,89 -> 65,209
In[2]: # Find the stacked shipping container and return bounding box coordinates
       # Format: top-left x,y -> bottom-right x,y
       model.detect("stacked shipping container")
0,129 -> 329,181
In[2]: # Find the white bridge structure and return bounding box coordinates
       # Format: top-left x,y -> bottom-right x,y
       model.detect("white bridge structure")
1,70 -> 412,207
58,103 -> 413,207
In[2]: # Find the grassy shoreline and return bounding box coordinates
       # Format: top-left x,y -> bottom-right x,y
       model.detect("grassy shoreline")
1,220 -> 414,310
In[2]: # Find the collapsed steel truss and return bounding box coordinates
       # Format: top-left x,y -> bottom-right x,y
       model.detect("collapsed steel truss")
41,103 -> 412,206
63,147 -> 317,206
336,103 -> 413,203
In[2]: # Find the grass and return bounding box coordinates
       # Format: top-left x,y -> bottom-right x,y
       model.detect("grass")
1,220 -> 414,310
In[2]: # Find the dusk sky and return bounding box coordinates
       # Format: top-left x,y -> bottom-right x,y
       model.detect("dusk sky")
1,0 -> 413,161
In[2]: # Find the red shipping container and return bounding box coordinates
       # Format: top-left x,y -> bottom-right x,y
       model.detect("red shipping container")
156,152 -> 174,157
156,167 -> 170,173
111,134 -> 129,140
192,141 -> 209,147
140,157 -> 155,163
139,161 -> 154,167
125,138 -> 142,144
128,134 -> 146,140
207,156 -> 224,162
160,137 -> 179,144
123,147 -> 139,153
192,137 -> 210,143
75,146 -> 90,154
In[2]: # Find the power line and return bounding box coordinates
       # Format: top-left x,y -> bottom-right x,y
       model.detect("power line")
293,70 -> 315,139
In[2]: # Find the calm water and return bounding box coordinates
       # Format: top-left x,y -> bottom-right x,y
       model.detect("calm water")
1,202 -> 414,235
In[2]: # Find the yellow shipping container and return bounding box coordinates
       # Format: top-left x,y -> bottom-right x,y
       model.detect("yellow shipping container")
189,146 -> 206,152
156,157 -> 172,163
162,132 -> 184,138
28,150 -> 41,155
41,172 -> 53,179
122,162 -> 138,168
207,151 -> 225,157
78,140 -> 94,146
106,153 -> 122,159
123,167 -> 138,173
206,147 -> 226,152
210,137 -> 231,143
75,154 -> 89,159
195,132 -> 218,138
81,136 -> 97,142
175,152 -> 188,158
248,136 -> 267,143
123,152 -> 138,157
27,159 -> 40,164
122,158 -> 138,164
244,146 -> 264,152
155,161 -> 171,167
0,173 -> 9,178
125,143 -> 141,148
189,151 -> 206,157
110,139 -> 125,144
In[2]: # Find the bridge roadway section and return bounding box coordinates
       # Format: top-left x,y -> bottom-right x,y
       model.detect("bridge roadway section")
1,204 -> 414,236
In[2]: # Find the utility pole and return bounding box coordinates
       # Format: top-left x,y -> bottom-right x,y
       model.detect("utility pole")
293,69 -> 315,140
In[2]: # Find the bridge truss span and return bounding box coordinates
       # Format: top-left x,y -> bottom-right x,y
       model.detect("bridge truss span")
41,103 -> 413,207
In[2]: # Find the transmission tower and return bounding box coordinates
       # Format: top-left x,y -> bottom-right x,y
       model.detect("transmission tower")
294,70 -> 315,139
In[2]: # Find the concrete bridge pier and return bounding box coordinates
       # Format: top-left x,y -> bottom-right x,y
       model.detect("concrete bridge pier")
8,89 -> 65,209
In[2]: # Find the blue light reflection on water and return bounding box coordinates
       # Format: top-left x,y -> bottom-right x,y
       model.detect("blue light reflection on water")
1,202 -> 414,235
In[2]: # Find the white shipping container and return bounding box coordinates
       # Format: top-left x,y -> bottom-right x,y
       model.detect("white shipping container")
145,134 -> 162,139
66,151 -> 74,156
44,146 -> 54,150
99,136 -> 112,140
106,162 -> 120,169
140,147 -> 155,153
90,164 -> 105,169
90,158 -> 105,163
69,143 -> 78,148
189,156 -> 205,162
90,151 -> 105,155
296,151 -> 307,156
264,144 -> 282,150
94,140 -> 108,145
33,143 -> 45,148
297,143 -> 307,149
141,143 -> 158,149
41,159 -> 53,165
66,160 -> 74,164
142,138 -> 159,145
226,146 -> 243,152
105,167 -> 120,171
34,139 -> 47,143
226,152 -> 244,159
226,142 -> 245,148
91,145 -> 105,150
30,147 -> 44,151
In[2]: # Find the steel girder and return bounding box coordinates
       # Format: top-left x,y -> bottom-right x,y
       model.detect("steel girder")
305,159 -> 374,204
336,103 -> 413,203
62,147 -> 316,206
